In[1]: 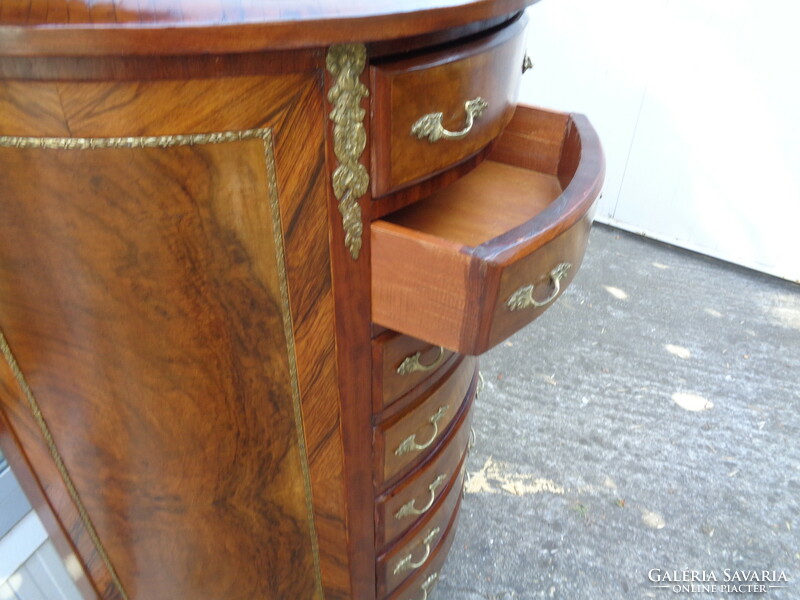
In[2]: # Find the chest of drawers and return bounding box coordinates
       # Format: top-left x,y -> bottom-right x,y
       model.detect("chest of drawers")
0,2 -> 603,599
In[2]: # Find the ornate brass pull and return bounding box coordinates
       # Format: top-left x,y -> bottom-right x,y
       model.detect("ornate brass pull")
397,347 -> 445,375
393,527 -> 441,575
505,263 -> 572,311
522,54 -> 534,73
411,97 -> 488,143
395,474 -> 448,520
394,405 -> 449,456
410,573 -> 439,600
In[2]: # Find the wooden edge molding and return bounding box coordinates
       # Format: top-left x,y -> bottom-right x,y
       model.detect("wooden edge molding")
326,43 -> 369,260
0,127 -> 325,599
263,134 -> 326,600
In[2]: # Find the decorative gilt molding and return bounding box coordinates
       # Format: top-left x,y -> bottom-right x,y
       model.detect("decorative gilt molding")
326,43 -> 369,260
0,129 -> 271,150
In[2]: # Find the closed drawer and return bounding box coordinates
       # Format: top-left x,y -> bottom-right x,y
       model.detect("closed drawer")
373,331 -> 457,411
372,105 -> 605,355
377,451 -> 466,597
371,15 -> 527,197
376,398 -> 472,548
376,356 -> 477,486
385,500 -> 460,600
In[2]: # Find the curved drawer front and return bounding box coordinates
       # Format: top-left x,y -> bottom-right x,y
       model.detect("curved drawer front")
376,401 -> 472,547
371,15 -> 527,197
377,356 -> 477,485
374,331 -> 457,410
372,105 -> 605,355
385,501 -> 461,600
377,453 -> 467,597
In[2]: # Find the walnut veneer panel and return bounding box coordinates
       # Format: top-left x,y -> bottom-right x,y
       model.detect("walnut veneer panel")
0,74 -> 341,600
273,80 -> 355,600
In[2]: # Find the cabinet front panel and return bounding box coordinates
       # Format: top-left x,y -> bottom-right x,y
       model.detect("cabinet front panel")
0,76 -> 324,600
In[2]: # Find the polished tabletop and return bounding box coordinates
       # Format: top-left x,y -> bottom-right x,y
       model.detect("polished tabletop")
0,0 -> 537,56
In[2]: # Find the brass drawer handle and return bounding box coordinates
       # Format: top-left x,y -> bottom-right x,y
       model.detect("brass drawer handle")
409,573 -> 439,600
394,405 -> 449,456
397,346 -> 445,375
393,527 -> 441,575
522,53 -> 534,73
505,263 -> 572,311
395,473 -> 448,520
411,97 -> 488,143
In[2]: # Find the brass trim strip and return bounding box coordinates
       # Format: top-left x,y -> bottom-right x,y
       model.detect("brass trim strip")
0,127 -> 324,599
0,330 -> 130,600
326,43 -> 369,260
0,129 -> 271,149
263,133 -> 325,599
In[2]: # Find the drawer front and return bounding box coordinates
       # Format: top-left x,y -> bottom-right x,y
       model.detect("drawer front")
377,401 -> 472,547
377,356 -> 477,485
371,16 -> 527,197
374,331 -> 457,410
377,456 -> 466,597
488,214 -> 592,347
372,106 -> 605,355
385,502 -> 460,600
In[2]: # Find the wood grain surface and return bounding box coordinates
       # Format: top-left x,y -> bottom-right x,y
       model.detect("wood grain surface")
0,1 -> 537,56
272,73 -> 355,600
376,357 -> 476,488
0,72 -> 354,599
376,445 -> 466,597
383,160 -> 562,246
370,14 -> 527,196
375,411 -> 471,548
0,388 -> 109,599
372,106 -> 604,354
372,331 -> 456,412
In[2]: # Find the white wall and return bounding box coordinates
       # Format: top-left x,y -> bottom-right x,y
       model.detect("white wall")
522,0 -> 800,282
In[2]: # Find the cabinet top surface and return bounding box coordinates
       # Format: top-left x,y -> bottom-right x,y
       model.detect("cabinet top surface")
0,0 -> 537,57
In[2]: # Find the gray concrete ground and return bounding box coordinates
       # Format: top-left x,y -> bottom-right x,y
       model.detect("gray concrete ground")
435,224 -> 800,600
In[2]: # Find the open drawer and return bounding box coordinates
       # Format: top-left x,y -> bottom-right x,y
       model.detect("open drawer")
371,105 -> 605,355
